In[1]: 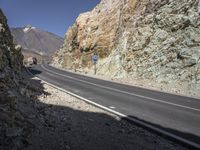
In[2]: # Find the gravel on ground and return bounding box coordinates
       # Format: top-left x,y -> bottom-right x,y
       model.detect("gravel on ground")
22,76 -> 189,150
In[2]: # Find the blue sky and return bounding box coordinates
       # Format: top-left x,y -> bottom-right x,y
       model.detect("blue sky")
0,0 -> 100,37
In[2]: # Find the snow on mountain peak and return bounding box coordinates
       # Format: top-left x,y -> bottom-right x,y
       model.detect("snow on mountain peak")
23,25 -> 36,33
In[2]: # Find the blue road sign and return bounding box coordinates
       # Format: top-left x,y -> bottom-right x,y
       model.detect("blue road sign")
92,55 -> 98,63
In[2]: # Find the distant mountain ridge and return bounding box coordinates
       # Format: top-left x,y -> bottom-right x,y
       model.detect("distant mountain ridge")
11,25 -> 64,57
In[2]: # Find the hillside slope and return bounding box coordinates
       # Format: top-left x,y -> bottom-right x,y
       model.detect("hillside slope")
11,25 -> 64,59
53,0 -> 200,97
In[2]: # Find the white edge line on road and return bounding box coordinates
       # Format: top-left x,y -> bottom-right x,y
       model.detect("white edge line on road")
26,67 -> 200,149
41,65 -> 200,112
49,64 -> 200,100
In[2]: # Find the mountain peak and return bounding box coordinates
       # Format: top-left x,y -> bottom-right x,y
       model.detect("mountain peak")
11,26 -> 64,57
23,25 -> 36,33
24,24 -> 32,28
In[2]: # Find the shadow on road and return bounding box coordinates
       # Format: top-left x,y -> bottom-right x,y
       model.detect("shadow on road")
127,115 -> 200,148
26,66 -> 42,75
11,66 -> 199,150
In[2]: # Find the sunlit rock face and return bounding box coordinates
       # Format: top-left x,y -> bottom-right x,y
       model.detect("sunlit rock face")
53,0 -> 200,88
54,0 -> 126,69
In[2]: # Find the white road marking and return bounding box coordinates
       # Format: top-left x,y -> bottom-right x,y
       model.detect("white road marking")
41,65 -> 200,112
109,106 -> 116,109
27,67 -> 200,149
29,70 -> 200,149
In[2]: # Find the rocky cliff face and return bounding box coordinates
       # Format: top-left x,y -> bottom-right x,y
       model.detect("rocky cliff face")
0,9 -> 23,87
0,9 -> 29,149
53,0 -> 200,95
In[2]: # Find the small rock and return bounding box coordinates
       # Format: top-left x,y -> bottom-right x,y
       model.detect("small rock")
88,118 -> 94,122
20,88 -> 26,96
0,23 -> 5,32
15,44 -> 22,51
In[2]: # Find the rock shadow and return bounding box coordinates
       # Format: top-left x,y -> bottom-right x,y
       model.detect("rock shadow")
8,67 -> 198,150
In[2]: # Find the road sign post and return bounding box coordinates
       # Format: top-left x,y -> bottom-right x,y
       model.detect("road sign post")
92,54 -> 98,75
94,62 -> 97,75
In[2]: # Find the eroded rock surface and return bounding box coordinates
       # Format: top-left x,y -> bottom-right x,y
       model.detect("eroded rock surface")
53,0 -> 200,97
0,9 -> 30,149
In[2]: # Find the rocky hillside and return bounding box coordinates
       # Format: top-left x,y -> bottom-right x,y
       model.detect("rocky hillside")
0,9 -> 32,149
53,0 -> 200,96
0,10 -> 23,86
11,25 -> 64,61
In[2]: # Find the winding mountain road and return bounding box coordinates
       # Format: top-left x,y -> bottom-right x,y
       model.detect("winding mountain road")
29,64 -> 200,149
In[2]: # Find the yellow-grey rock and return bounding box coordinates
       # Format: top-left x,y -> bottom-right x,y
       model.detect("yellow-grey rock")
53,0 -> 200,93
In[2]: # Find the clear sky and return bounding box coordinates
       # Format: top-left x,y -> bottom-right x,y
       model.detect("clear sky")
0,0 -> 100,37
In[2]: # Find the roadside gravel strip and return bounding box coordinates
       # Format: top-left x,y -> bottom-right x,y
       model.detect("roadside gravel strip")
25,76 -> 190,150
36,64 -> 200,149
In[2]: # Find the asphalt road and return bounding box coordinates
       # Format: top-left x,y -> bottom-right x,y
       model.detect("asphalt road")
29,64 -> 200,148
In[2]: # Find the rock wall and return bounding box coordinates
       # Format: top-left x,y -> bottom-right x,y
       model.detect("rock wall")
53,0 -> 200,94
0,9 -> 23,83
0,9 -> 28,149
53,0 -> 126,69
